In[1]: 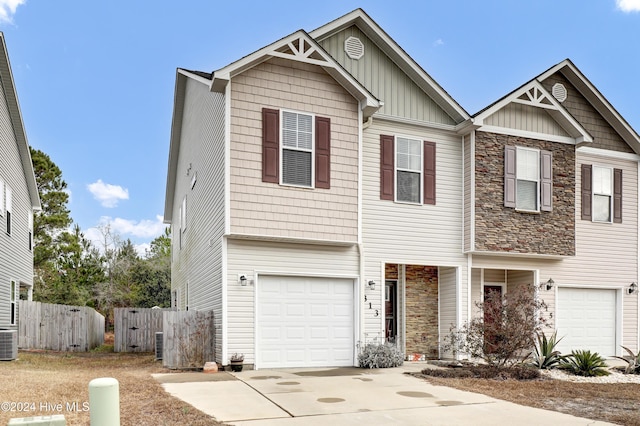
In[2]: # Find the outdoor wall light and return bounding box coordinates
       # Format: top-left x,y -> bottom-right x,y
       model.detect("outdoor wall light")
368,280 -> 376,290
628,282 -> 637,295
545,278 -> 555,291
239,275 -> 248,286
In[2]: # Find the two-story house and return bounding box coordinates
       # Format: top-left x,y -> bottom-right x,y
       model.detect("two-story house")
0,33 -> 41,359
164,9 -> 639,369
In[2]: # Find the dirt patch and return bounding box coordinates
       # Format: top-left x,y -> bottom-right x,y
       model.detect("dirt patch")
0,350 -> 223,426
414,372 -> 640,426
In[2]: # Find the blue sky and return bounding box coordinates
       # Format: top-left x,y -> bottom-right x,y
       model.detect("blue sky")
1,0 -> 639,253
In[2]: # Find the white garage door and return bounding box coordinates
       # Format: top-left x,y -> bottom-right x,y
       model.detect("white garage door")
556,288 -> 617,356
257,276 -> 354,369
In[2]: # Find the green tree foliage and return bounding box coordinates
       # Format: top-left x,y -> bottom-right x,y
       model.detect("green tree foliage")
133,228 -> 171,308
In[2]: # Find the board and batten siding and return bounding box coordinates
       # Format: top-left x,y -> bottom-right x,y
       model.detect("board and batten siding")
317,25 -> 456,126
484,103 -> 570,137
362,119 -> 467,340
471,152 -> 638,351
229,58 -> 359,243
170,77 -> 226,362
0,79 -> 32,330
225,239 -> 360,365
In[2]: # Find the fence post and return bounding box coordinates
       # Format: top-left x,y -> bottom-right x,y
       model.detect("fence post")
89,377 -> 120,426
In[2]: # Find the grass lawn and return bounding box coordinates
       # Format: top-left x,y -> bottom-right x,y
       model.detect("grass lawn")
0,349 -> 222,426
416,373 -> 640,426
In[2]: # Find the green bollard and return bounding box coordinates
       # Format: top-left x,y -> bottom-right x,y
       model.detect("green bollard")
88,377 -> 120,426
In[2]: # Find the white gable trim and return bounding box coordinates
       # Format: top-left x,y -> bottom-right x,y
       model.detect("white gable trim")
210,30 -> 380,118
577,146 -> 640,162
474,80 -> 592,145
538,59 -> 640,154
309,9 -> 469,124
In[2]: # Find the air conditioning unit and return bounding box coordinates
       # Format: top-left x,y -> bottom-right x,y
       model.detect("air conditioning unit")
155,332 -> 163,360
0,330 -> 18,361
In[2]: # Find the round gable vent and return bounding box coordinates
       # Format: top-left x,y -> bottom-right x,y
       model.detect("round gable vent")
552,83 -> 567,103
344,36 -> 364,60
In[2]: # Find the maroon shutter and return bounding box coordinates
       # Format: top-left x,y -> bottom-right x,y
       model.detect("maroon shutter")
540,150 -> 553,211
613,168 -> 622,223
262,108 -> 279,183
581,164 -> 592,220
315,116 -> 331,189
423,141 -> 436,205
504,146 -> 516,208
380,135 -> 394,200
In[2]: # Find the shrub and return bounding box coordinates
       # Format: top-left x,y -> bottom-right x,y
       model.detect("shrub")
613,346 -> 640,374
358,342 -> 404,368
419,364 -> 539,380
528,331 -> 566,369
561,350 -> 610,377
443,283 -> 550,368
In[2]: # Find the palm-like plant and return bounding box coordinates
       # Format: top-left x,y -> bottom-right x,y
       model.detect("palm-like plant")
613,346 -> 640,374
529,331 -> 565,369
561,350 -> 610,377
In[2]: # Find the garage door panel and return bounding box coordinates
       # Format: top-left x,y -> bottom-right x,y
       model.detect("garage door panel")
557,288 -> 616,356
258,276 -> 355,368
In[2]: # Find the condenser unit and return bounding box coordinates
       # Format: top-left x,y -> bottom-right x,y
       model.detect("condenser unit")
155,332 -> 163,360
0,330 -> 17,361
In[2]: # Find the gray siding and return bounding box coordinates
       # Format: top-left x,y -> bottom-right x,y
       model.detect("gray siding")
0,75 -> 32,330
485,103 -> 570,137
170,77 -> 226,361
318,26 -> 456,125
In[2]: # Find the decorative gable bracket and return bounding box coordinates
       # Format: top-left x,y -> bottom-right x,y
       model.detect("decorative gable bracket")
514,86 -> 555,109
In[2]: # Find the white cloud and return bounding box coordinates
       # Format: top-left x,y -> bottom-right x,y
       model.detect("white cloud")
616,0 -> 640,12
0,0 -> 25,24
433,38 -> 444,47
87,179 -> 129,208
85,215 -> 168,253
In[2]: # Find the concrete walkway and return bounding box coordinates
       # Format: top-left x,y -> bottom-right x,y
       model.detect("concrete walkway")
155,363 -> 614,425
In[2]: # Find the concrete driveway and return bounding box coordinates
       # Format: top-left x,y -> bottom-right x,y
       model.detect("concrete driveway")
155,363 -> 614,425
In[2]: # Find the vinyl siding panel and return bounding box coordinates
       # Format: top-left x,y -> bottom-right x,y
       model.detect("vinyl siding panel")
170,77 -> 226,362
0,76 -> 32,330
362,119 -> 467,342
463,135 -> 472,252
438,266 -> 458,347
229,58 -> 359,242
485,103 -> 570,137
542,73 -> 632,153
317,26 -> 456,125
226,239 -> 359,365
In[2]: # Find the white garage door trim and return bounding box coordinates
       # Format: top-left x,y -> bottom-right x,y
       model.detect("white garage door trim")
556,286 -> 621,357
255,274 -> 358,369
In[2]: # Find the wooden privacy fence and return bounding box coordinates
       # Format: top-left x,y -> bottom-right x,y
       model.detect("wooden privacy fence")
163,310 -> 215,369
113,307 -> 167,352
18,301 -> 105,351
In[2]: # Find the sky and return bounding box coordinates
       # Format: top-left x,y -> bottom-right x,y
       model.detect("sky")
1,0 -> 640,254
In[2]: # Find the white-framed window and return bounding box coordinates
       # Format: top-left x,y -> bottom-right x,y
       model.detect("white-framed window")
178,195 -> 186,250
516,147 -> 540,211
395,136 -> 423,204
10,280 -> 16,325
281,110 -> 314,187
28,212 -> 33,251
592,166 -> 613,223
0,179 -> 4,216
5,186 -> 11,235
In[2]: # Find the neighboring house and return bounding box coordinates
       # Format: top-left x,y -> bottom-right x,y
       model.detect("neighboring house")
164,9 -> 639,369
0,33 -> 41,339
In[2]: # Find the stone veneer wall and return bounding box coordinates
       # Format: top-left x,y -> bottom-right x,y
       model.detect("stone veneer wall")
474,131 -> 575,256
385,263 -> 398,280
405,265 -> 439,358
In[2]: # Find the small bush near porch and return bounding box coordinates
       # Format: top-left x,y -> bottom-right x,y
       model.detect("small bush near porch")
443,283 -> 548,368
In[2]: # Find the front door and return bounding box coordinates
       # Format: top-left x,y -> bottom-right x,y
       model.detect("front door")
385,280 -> 397,342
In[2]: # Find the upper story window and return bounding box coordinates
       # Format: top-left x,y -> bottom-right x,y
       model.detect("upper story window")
504,146 -> 552,212
28,212 -> 33,251
380,135 -> 436,205
282,110 -> 314,187
516,147 -> 540,211
262,108 -> 331,189
179,195 -> 186,249
581,164 -> 622,223
5,185 -> 11,235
